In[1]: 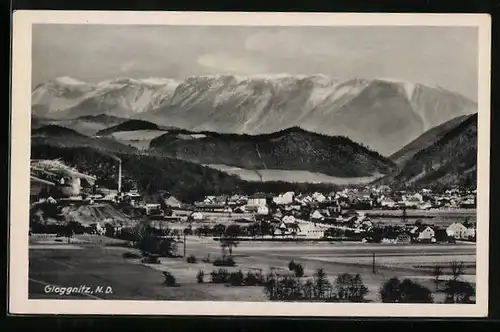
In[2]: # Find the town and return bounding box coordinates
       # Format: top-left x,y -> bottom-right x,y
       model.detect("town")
30,158 -> 476,244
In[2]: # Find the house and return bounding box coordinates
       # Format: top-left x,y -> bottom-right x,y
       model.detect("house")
416,226 -> 435,242
247,193 -> 269,207
162,193 -> 182,208
310,210 -> 325,221
145,203 -> 162,215
379,196 -> 396,209
275,222 -> 300,237
189,212 -> 204,221
312,192 -> 327,203
446,222 -> 468,239
256,205 -> 269,215
396,233 -> 411,244
419,202 -> 433,210
273,191 -> 295,205
297,222 -> 326,239
195,203 -> 227,213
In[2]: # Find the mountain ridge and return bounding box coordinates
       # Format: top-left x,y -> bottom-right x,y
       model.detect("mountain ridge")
149,126 -> 396,178
32,74 -> 477,156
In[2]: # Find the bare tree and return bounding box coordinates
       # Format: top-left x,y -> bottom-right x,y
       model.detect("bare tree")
432,266 -> 443,291
450,261 -> 465,281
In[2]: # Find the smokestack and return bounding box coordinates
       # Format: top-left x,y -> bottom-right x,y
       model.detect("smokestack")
118,160 -> 122,193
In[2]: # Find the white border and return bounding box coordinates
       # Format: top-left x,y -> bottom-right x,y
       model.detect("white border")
9,10 -> 491,317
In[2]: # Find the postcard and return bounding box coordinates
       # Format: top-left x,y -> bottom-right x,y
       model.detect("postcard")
9,10 -> 491,317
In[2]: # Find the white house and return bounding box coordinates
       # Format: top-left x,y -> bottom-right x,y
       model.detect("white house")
312,192 -> 327,203
379,196 -> 396,208
273,192 -> 295,205
417,226 -> 435,241
190,212 -> 204,221
297,222 -> 325,239
446,222 -> 474,239
247,197 -> 267,207
256,205 -> 269,215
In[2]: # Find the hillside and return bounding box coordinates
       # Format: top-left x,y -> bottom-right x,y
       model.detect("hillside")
30,144 -> 342,203
390,113 -> 477,189
389,114 -> 471,166
96,119 -> 161,136
32,75 -> 477,156
149,126 -> 396,178
31,124 -> 137,154
31,114 -> 127,136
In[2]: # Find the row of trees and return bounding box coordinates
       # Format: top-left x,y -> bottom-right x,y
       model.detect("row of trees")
264,267 -> 368,302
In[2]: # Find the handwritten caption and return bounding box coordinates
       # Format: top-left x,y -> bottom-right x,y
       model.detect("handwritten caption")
44,285 -> 114,296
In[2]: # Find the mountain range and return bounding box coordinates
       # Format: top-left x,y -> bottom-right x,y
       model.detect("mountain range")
32,75 -> 477,156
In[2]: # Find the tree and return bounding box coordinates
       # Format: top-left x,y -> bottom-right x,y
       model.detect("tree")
225,224 -> 241,238
432,266 -> 443,291
444,280 -> 475,303
334,273 -> 369,302
450,261 -> 465,281
380,278 -> 433,303
220,237 -> 239,258
313,268 -> 331,299
380,277 -> 401,303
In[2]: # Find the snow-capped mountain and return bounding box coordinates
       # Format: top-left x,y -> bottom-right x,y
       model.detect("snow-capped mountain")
32,74 -> 477,155
32,77 -> 180,118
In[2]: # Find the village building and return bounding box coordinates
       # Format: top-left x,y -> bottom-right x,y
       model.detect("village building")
189,211 -> 204,222
379,196 -> 396,209
446,222 -> 475,240
310,210 -> 325,221
162,193 -> 182,208
416,226 -> 436,242
282,215 -> 296,224
273,191 -> 295,205
312,192 -> 327,203
247,193 -> 271,208
396,233 -> 411,244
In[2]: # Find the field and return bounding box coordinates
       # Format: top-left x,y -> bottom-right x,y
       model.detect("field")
204,164 -> 381,185
29,235 -> 476,302
110,130 -> 167,150
367,209 -> 476,226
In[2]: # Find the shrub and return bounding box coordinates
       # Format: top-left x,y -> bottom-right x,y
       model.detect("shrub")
163,271 -> 177,287
196,270 -> 205,283
245,271 -> 265,286
288,260 -> 297,271
211,269 -> 230,284
444,280 -> 475,303
213,257 -> 236,267
229,270 -> 245,286
141,255 -> 160,264
380,277 -> 433,303
293,263 -> 305,278
122,252 -> 141,259
187,254 -> 197,264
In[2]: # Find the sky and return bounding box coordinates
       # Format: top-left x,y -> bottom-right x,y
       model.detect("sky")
32,24 -> 479,101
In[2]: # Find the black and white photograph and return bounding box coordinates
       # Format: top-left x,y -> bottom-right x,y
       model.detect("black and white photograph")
9,11 -> 491,317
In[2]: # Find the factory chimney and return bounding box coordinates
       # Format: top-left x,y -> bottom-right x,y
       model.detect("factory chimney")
118,160 -> 122,193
